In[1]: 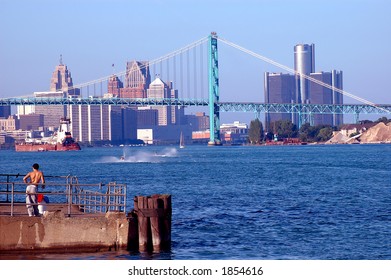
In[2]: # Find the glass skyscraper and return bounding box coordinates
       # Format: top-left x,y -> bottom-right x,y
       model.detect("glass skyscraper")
264,43 -> 343,130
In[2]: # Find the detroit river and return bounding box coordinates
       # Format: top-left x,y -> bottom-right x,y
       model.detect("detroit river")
1,144 -> 390,260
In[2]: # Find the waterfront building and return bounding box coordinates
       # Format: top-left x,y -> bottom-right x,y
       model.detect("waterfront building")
185,112 -> 210,131
220,121 -> 249,144
68,104 -> 137,144
137,125 -> 192,145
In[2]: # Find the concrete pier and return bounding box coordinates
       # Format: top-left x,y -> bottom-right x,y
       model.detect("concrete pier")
0,208 -> 130,252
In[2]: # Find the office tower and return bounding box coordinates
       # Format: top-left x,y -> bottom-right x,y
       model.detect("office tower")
265,43 -> 343,129
0,106 -> 11,118
120,61 -> 150,98
107,75 -> 123,96
18,114 -> 44,131
309,71 -> 343,126
50,56 -> 80,96
68,105 -> 137,144
146,76 -> 171,125
21,59 -> 81,129
264,72 -> 296,131
294,44 -> 315,104
34,91 -> 68,128
167,81 -> 184,125
137,109 -> 158,127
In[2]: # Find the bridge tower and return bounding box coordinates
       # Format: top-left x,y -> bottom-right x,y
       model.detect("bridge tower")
208,32 -> 221,146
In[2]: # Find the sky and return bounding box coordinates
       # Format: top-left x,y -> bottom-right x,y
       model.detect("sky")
1,0 -> 390,124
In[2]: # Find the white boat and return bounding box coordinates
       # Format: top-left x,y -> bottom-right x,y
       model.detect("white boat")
179,132 -> 185,149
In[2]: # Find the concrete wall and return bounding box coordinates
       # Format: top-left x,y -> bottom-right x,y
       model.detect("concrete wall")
0,211 -> 130,252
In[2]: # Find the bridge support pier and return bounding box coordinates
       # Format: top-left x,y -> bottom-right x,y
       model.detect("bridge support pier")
208,32 -> 222,146
354,112 -> 360,124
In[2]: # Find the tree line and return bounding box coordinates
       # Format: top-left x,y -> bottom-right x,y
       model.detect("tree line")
248,117 -> 391,144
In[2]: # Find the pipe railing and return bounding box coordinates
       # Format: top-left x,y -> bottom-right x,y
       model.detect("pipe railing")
0,180 -> 127,217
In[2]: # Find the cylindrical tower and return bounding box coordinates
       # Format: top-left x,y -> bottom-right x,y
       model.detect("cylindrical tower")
294,44 -> 315,104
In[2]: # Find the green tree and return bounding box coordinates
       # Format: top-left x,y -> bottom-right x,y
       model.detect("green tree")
271,120 -> 298,138
299,124 -> 334,142
317,127 -> 333,141
375,117 -> 390,124
248,118 -> 263,144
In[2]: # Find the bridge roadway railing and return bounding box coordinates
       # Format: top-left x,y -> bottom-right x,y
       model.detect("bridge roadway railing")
0,174 -> 126,217
0,97 -> 390,115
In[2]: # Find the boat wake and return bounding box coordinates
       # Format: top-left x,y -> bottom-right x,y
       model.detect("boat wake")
99,147 -> 178,163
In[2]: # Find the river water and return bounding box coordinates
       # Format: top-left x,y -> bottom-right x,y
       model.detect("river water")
0,144 -> 390,260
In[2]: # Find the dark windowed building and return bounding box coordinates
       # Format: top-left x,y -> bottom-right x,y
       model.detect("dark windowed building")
264,44 -> 343,129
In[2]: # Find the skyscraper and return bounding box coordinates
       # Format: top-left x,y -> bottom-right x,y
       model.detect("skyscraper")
264,72 -> 295,130
264,43 -> 343,129
309,71 -> 343,126
107,75 -> 123,96
147,76 -> 171,126
18,58 -> 80,129
120,61 -> 150,98
50,56 -> 80,96
34,91 -> 68,128
294,44 -> 315,104
145,77 -> 184,126
68,104 -> 136,144
0,106 -> 11,118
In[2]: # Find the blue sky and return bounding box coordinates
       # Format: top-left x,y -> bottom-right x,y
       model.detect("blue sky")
1,0 -> 390,123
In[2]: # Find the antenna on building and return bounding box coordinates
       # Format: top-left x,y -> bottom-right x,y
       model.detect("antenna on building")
59,54 -> 63,65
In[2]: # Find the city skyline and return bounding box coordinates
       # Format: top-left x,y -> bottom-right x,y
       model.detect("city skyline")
1,0 -> 390,124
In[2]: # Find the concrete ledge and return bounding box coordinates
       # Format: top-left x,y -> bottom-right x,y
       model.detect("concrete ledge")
0,211 -> 130,252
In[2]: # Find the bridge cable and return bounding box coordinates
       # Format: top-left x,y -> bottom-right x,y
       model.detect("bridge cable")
67,36 -> 209,93
217,37 -> 391,114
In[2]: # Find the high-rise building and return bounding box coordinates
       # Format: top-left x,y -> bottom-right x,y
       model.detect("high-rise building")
68,104 -> 137,144
294,44 -> 315,104
120,61 -> 150,98
264,72 -> 296,130
18,59 -> 81,129
33,91 -> 68,128
107,75 -> 123,96
264,44 -> 343,129
146,77 -> 171,126
50,56 -> 80,96
146,77 -> 183,126
309,71 -> 343,126
18,114 -> 44,131
0,106 -> 11,118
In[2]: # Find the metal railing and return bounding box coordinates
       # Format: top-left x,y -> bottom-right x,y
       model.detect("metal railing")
0,175 -> 126,217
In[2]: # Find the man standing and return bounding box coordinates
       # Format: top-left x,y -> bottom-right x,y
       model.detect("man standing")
23,163 -> 45,217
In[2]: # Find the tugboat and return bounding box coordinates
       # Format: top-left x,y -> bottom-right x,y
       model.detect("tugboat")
15,118 -> 81,152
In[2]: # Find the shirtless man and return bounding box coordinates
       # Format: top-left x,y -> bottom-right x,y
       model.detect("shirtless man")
23,163 -> 45,216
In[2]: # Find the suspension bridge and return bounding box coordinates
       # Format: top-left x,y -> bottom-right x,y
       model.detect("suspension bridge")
1,32 -> 390,145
